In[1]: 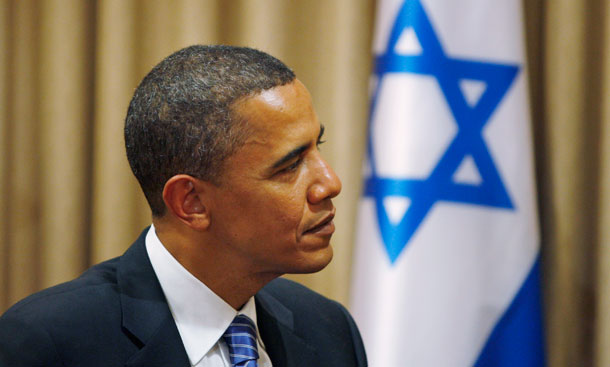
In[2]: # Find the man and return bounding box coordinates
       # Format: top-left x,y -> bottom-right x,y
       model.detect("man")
0,45 -> 367,366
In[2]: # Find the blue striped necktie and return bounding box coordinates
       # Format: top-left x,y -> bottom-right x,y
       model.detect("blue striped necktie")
222,314 -> 259,367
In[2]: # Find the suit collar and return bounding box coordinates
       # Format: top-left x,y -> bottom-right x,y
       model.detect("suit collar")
117,229 -> 319,366
256,283 -> 320,367
117,227 -> 189,367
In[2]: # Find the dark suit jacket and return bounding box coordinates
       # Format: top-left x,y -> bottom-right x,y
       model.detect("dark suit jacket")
0,229 -> 367,367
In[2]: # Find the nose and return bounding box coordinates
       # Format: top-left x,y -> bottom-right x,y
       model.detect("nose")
307,154 -> 342,204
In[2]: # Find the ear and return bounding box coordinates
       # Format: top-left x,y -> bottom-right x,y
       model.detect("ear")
162,174 -> 211,230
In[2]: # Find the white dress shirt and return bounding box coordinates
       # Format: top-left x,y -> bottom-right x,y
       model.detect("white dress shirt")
145,225 -> 273,367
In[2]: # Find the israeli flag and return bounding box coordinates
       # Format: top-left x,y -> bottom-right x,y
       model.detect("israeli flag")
350,0 -> 545,365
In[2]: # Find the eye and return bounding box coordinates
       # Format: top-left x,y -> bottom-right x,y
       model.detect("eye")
316,138 -> 326,149
281,158 -> 303,173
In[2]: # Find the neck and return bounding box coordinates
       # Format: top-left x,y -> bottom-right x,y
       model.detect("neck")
153,220 -> 279,309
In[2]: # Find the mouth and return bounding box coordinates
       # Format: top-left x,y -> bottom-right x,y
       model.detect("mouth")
303,212 -> 336,236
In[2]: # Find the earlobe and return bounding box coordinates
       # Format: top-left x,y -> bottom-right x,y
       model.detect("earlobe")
162,175 -> 211,230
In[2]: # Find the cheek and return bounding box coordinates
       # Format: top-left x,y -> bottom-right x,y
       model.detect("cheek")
247,194 -> 305,241
227,180 -> 309,237
266,197 -> 304,228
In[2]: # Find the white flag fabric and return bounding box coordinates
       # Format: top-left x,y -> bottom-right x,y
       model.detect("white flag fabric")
350,0 -> 545,366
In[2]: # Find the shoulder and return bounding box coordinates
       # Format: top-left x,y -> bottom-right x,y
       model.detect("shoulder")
258,277 -> 349,320
2,256 -> 121,322
260,277 -> 345,315
0,257 -> 124,366
259,277 -> 326,300
1,227 -> 150,324
257,278 -> 367,365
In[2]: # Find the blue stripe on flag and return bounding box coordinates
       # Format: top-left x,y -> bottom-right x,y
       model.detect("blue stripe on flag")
474,257 -> 546,366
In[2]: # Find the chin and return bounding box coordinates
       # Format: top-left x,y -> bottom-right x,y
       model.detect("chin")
289,246 -> 334,274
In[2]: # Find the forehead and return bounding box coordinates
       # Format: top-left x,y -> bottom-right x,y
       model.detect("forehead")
233,80 -> 319,144
237,80 -> 315,130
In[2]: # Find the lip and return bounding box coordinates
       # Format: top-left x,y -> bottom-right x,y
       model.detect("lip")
303,212 -> 336,236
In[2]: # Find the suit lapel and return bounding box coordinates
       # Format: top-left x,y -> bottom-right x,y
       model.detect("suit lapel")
117,229 -> 189,367
124,316 -> 189,367
256,288 -> 320,367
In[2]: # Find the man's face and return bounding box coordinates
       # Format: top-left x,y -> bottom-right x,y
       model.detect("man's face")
205,79 -> 342,277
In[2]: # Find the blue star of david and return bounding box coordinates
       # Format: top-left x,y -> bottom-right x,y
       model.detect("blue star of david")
365,0 -> 519,264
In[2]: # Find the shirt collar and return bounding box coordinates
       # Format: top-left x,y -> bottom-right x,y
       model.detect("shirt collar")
145,225 -> 260,365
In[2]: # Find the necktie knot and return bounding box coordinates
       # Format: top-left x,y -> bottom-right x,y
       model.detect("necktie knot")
222,315 -> 259,367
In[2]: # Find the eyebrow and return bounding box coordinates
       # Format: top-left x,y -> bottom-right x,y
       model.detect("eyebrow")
271,124 -> 325,169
